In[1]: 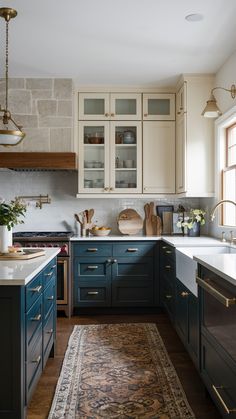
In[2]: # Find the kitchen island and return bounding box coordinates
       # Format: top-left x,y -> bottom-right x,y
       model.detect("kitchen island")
0,248 -> 60,419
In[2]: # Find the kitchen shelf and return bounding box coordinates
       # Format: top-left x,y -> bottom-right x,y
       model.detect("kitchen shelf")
84,168 -> 104,171
115,144 -> 137,147
115,168 -> 137,171
84,144 -> 104,147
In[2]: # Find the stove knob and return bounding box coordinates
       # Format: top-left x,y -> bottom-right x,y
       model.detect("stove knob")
41,244 -> 46,247
48,244 -> 53,247
53,244 -> 59,247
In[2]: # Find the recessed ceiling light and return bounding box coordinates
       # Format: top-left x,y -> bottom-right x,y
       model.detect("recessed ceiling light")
185,13 -> 204,22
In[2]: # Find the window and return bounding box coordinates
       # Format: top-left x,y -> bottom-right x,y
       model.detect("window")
222,123 -> 236,226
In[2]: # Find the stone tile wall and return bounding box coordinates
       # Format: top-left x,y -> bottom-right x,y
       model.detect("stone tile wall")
0,78 -> 73,152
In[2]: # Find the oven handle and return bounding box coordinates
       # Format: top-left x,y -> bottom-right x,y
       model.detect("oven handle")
196,276 -> 236,307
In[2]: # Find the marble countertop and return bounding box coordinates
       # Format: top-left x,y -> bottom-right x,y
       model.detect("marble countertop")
193,254 -> 236,287
0,248 -> 60,286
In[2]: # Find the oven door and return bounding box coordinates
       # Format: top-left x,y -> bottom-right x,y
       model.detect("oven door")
57,256 -> 68,305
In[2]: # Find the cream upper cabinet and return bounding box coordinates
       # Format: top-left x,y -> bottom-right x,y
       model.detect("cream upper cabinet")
143,121 -> 175,193
79,93 -> 141,120
143,93 -> 175,120
78,120 -> 142,194
175,76 -> 214,197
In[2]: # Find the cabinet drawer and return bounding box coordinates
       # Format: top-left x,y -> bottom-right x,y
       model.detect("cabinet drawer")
161,277 -> 175,318
73,243 -> 112,257
76,286 -> 110,307
26,295 -> 43,354
113,242 -> 155,257
42,259 -> 57,288
202,335 -> 236,417
160,243 -> 175,259
43,308 -> 54,366
26,331 -> 42,403
43,279 -> 55,323
26,272 -> 42,311
112,257 -> 153,280
77,259 -> 110,278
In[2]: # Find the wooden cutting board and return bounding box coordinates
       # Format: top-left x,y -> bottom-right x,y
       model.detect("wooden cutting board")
162,211 -> 173,235
117,209 -> 143,235
144,203 -> 153,235
0,249 -> 46,260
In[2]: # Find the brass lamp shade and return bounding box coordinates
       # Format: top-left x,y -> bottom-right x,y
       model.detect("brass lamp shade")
0,129 -> 25,146
201,93 -> 222,118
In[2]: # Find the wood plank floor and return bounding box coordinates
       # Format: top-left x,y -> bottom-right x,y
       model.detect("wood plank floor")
27,311 -> 221,419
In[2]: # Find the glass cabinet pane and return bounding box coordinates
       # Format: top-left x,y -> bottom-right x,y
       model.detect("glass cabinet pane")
84,99 -> 105,116
83,125 -> 105,189
115,99 -> 137,115
114,126 -> 137,190
148,99 -> 170,115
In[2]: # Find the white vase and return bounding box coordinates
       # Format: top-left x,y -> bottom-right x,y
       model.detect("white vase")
0,225 -> 12,253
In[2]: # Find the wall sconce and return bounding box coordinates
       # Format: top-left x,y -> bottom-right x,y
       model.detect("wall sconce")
15,195 -> 51,209
0,8 -> 25,147
201,84 -> 236,118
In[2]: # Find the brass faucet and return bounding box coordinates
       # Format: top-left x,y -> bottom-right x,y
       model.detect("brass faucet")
210,199 -> 236,221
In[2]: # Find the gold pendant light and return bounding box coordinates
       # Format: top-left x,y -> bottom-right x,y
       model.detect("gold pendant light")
0,8 -> 25,146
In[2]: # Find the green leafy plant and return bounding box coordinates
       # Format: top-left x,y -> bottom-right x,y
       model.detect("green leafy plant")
0,199 -> 27,230
177,208 -> 206,230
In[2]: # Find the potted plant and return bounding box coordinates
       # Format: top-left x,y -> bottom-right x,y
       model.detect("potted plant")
0,198 -> 26,253
176,208 -> 205,237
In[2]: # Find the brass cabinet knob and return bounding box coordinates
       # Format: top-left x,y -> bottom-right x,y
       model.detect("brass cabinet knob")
110,187 -> 114,191
144,113 -> 148,117
110,113 -> 115,117
181,291 -> 189,297
104,187 -> 109,191
104,113 -> 109,117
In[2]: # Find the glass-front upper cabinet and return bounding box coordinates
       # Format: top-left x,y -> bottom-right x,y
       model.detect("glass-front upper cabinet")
78,121 -> 142,194
79,93 -> 141,120
78,121 -> 110,193
110,121 -> 142,193
143,93 -> 175,120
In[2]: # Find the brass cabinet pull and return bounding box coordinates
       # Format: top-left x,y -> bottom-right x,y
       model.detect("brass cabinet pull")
31,314 -> 41,321
87,265 -> 98,269
212,385 -> 236,414
46,329 -> 53,334
32,355 -> 41,364
52,264 -> 57,268
87,291 -> 99,295
29,285 -> 42,293
127,248 -> 138,252
47,296 -> 54,300
196,276 -> 236,307
166,250 -> 172,254
165,295 -> 172,299
162,246 -> 167,249
181,291 -> 189,297
165,265 -> 171,269
45,271 -> 53,277
87,248 -> 98,252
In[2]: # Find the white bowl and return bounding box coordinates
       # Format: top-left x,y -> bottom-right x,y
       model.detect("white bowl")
91,228 -> 111,236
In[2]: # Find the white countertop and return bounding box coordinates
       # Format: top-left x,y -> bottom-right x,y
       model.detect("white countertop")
0,248 -> 60,286
193,254 -> 236,287
71,234 -> 226,246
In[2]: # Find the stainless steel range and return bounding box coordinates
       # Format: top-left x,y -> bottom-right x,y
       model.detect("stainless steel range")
13,231 -> 73,317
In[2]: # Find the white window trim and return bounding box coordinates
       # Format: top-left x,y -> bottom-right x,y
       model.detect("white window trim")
215,104 -> 236,226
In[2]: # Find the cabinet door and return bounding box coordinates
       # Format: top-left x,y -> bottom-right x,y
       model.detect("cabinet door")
143,121 -> 175,193
78,121 -> 110,193
110,93 -> 142,120
110,121 -> 142,193
188,293 -> 199,365
112,257 -> 154,306
78,93 -> 110,120
143,93 -> 175,120
175,279 -> 189,342
176,113 -> 186,193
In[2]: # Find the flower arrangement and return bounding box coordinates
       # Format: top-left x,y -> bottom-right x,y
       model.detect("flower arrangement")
177,208 -> 206,230
0,198 -> 27,230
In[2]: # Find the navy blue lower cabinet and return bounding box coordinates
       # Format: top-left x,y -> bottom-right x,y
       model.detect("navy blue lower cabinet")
175,278 -> 199,368
159,241 -> 176,321
0,257 -> 57,419
72,241 -> 157,308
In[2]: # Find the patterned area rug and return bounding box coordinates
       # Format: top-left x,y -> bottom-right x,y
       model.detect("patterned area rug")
48,323 -> 195,418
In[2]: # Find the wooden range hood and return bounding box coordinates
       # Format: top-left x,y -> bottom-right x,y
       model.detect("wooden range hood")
0,152 -> 77,169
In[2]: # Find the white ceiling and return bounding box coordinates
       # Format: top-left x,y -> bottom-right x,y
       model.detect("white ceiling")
1,0 -> 236,87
